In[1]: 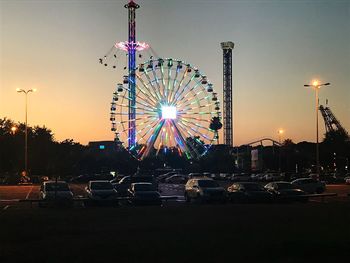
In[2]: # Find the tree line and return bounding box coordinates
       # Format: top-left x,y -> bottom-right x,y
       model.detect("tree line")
1,117 -> 349,180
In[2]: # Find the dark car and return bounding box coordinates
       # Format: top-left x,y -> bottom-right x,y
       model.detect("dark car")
264,181 -> 308,203
227,182 -> 273,203
184,178 -> 226,203
114,176 -> 158,196
39,181 -> 74,207
127,183 -> 162,206
84,180 -> 118,206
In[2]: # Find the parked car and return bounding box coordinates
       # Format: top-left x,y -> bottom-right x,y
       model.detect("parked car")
164,174 -> 188,184
227,182 -> 273,203
113,176 -> 158,196
184,178 -> 226,203
188,173 -> 202,178
264,181 -> 308,202
39,181 -> 73,207
250,173 -> 266,181
291,178 -> 326,194
85,180 -> 118,206
219,173 -> 230,180
264,173 -> 283,182
344,176 -> 350,185
231,173 -> 251,182
127,183 -> 162,206
156,171 -> 178,183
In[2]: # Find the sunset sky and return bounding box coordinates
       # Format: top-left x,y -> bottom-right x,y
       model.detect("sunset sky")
1,0 -> 349,146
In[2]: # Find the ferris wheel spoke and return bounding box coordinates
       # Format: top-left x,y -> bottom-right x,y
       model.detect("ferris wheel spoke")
116,96 -> 157,113
149,66 -> 164,100
141,119 -> 165,159
177,119 -> 211,141
179,116 -> 210,123
166,65 -> 173,104
180,118 -> 211,135
171,73 -> 196,105
175,82 -> 202,108
134,118 -> 161,144
136,73 -> 161,103
175,122 -> 203,158
170,65 -> 189,105
170,120 -> 194,159
124,82 -> 158,108
143,69 -> 164,101
167,67 -> 179,105
135,84 -> 158,107
159,62 -> 167,100
116,93 -> 152,108
176,93 -> 210,110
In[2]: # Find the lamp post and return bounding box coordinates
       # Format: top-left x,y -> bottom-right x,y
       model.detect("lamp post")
304,80 -> 330,176
16,88 -> 36,176
278,129 -> 284,172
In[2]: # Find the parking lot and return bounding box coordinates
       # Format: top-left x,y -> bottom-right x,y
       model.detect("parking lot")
1,183 -> 350,211
1,183 -> 350,262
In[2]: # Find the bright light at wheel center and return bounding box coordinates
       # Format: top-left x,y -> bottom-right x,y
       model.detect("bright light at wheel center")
161,106 -> 177,119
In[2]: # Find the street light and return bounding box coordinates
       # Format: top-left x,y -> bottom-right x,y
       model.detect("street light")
277,129 -> 284,172
11,126 -> 18,135
304,80 -> 330,175
277,129 -> 284,144
16,88 -> 37,176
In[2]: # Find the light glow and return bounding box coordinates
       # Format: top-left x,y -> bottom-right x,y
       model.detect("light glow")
312,80 -> 319,87
161,106 -> 177,120
115,41 -> 149,52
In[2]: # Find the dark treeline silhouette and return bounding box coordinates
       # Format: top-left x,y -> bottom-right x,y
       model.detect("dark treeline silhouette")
1,118 -> 349,181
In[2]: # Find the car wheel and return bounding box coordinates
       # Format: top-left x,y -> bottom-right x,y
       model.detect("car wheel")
185,193 -> 191,203
316,188 -> 323,194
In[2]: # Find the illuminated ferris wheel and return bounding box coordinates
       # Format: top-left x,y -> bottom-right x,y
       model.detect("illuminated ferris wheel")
110,58 -> 222,160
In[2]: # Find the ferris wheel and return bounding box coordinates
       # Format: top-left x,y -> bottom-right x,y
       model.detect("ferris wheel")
110,58 -> 222,160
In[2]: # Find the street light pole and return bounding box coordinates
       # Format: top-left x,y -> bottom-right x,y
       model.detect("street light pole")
278,129 -> 284,172
16,88 -> 36,176
304,81 -> 330,176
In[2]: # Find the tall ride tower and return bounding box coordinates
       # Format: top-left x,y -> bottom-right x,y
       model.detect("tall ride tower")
221,41 -> 234,146
125,1 -> 139,148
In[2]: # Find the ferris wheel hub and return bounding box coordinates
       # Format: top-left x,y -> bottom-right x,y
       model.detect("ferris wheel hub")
161,106 -> 177,120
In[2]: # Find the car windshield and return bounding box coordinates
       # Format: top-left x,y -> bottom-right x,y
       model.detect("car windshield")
91,182 -> 113,190
134,184 -> 155,192
243,184 -> 265,191
198,180 -> 219,188
46,183 -> 69,191
277,183 -> 298,190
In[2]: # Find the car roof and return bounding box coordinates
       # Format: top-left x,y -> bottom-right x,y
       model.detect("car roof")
191,178 -> 213,181
89,180 -> 111,183
237,182 -> 260,185
131,182 -> 153,186
292,178 -> 312,182
44,181 -> 67,184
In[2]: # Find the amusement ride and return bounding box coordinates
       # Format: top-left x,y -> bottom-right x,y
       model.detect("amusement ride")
100,1 -> 222,160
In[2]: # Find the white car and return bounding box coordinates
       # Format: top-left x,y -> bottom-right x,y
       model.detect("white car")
39,181 -> 73,206
344,176 -> 350,185
291,178 -> 326,194
264,173 -> 283,181
85,180 -> 118,204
